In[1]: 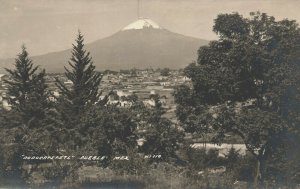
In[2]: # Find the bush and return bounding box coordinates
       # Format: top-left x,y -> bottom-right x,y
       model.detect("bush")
178,144 -> 225,171
110,148 -> 149,175
229,152 -> 256,183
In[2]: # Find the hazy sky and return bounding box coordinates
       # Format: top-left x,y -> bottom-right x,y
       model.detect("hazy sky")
0,0 -> 300,59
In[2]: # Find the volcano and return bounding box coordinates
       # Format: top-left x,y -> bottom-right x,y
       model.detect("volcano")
0,19 -> 209,73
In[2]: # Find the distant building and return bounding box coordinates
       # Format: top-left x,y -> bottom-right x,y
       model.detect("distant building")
182,76 -> 191,82
0,74 -> 8,81
191,143 -> 247,157
48,91 -> 60,102
146,85 -> 163,90
0,92 -> 12,111
143,98 -> 156,107
160,81 -> 170,86
63,80 -> 73,85
116,90 -> 132,97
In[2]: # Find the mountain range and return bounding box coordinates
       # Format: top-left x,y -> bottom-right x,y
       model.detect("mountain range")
0,19 -> 209,73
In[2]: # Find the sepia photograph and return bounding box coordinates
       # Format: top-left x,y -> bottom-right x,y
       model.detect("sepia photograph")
0,0 -> 300,188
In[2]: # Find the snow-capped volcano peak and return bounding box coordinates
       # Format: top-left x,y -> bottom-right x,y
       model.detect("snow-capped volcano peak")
121,18 -> 162,31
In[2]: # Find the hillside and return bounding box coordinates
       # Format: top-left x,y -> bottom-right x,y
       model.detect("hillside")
0,19 -> 209,73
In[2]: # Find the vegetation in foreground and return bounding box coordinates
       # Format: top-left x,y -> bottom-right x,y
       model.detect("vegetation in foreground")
0,12 -> 300,189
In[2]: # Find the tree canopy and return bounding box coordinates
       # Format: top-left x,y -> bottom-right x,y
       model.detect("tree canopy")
175,12 -> 300,187
55,31 -> 103,121
4,45 -> 50,128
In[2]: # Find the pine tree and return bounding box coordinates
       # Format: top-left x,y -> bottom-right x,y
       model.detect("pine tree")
4,45 -> 49,127
55,31 -> 102,119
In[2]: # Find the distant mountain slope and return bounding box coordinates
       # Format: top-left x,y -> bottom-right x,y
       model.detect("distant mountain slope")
0,19 -> 209,73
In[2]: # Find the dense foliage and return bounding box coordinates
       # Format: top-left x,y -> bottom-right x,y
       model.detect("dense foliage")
0,11 -> 299,189
3,46 -> 50,128
55,31 -> 104,125
174,12 -> 300,187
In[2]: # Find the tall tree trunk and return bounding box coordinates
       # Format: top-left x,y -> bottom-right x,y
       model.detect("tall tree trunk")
254,159 -> 260,189
254,157 -> 266,189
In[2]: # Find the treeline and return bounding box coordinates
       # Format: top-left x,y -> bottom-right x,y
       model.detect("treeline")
174,12 -> 300,188
0,31 -> 185,188
0,12 -> 299,189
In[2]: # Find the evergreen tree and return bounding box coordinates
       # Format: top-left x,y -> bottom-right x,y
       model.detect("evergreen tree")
4,45 -> 49,128
55,31 -> 103,122
2,46 -> 51,184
